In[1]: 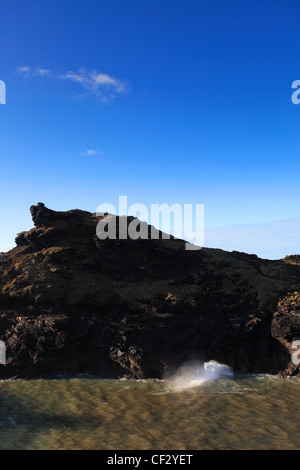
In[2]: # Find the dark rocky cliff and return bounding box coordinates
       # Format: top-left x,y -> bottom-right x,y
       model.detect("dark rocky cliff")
0,203 -> 300,379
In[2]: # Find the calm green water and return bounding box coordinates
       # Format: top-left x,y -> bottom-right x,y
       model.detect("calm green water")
0,372 -> 299,450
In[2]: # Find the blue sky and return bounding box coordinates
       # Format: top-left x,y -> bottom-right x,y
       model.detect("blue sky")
1,0 -> 300,258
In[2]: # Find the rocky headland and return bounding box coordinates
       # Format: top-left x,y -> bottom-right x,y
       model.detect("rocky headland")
0,202 -> 300,380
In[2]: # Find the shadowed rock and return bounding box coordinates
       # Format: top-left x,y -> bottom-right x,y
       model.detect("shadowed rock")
0,203 -> 299,380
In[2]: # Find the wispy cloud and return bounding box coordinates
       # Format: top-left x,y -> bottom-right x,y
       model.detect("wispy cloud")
59,68 -> 130,102
17,65 -> 130,103
17,65 -> 31,78
18,66 -> 51,78
34,68 -> 51,76
79,149 -> 104,156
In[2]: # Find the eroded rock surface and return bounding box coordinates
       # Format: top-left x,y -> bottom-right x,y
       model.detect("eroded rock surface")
0,203 -> 300,379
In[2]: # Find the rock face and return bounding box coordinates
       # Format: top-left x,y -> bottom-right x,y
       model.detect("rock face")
0,203 -> 300,379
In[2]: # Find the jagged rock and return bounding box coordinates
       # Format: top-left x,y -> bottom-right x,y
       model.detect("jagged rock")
0,203 -> 300,379
283,255 -> 300,266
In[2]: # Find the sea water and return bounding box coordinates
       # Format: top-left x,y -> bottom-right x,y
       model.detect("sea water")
0,361 -> 299,450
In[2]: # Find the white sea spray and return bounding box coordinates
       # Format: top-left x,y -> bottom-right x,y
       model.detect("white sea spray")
166,360 -> 233,390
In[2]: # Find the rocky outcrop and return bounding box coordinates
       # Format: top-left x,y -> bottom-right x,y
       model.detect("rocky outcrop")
272,291 -> 300,376
0,203 -> 300,379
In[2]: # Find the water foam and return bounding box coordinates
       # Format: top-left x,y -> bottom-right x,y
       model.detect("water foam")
166,360 -> 233,390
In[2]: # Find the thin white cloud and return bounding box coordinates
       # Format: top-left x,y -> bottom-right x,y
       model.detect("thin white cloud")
17,65 -> 130,103
18,66 -> 51,78
59,68 -> 130,101
17,66 -> 31,78
34,68 -> 51,76
79,149 -> 104,156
